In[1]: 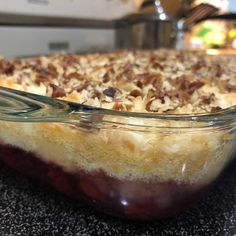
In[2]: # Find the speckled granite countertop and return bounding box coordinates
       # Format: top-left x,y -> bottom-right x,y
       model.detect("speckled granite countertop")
0,161 -> 236,236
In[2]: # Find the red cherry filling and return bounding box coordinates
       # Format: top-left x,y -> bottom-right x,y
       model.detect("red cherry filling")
0,144 -> 209,220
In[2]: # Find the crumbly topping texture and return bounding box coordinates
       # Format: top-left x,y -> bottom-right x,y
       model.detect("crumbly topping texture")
0,50 -> 235,114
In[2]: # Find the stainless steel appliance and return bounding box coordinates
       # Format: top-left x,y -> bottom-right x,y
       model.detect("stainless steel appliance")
115,0 -> 223,50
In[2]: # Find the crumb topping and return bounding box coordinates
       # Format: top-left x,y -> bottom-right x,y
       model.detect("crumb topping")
0,50 -> 235,114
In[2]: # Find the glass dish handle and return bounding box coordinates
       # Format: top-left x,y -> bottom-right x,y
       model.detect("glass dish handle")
0,86 -> 102,127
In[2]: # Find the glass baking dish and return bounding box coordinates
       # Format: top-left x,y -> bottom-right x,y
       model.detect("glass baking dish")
0,86 -> 235,220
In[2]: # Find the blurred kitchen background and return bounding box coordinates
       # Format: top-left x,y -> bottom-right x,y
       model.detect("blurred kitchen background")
0,0 -> 235,57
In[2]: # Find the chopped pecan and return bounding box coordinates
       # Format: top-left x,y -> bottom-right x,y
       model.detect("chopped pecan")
65,72 -> 84,81
47,64 -> 58,77
136,80 -> 143,88
74,82 -> 89,92
150,61 -> 163,70
200,94 -> 215,105
125,70 -> 135,81
191,60 -> 205,72
129,89 -> 142,97
136,74 -> 162,89
36,67 -> 48,76
91,90 -> 101,99
146,89 -> 156,99
215,64 -> 224,77
188,81 -> 205,94
146,98 -> 164,112
124,63 -> 133,70
176,52 -> 185,62
177,75 -> 189,91
177,76 -> 204,94
178,91 -> 190,105
102,72 -> 110,83
146,99 -> 154,112
166,90 -> 189,105
118,63 -> 135,81
102,67 -> 115,83
0,60 -> 14,75
49,84 -> 66,98
103,87 -> 117,98
154,90 -> 165,103
35,75 -> 50,85
34,64 -> 57,78
62,55 -> 77,69
166,90 -> 179,98
225,83 -> 236,92
211,106 -> 222,112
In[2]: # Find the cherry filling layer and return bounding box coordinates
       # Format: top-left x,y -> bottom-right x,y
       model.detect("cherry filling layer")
0,144 -> 209,220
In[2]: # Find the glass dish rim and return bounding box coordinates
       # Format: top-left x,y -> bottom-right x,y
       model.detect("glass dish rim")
1,86 -> 236,129
86,104 -> 236,129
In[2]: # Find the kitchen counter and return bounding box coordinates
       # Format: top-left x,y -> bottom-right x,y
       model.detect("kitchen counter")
0,160 -> 236,236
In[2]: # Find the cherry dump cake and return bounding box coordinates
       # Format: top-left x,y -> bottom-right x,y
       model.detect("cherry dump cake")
0,50 -> 235,220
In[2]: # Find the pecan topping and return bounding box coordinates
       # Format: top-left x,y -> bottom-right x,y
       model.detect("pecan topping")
123,63 -> 133,72
150,61 -> 163,70
191,60 -> 205,72
119,63 -> 135,81
200,94 -> 215,105
129,89 -> 142,97
62,55 -> 77,69
74,82 -> 89,92
188,81 -> 205,94
35,67 -> 48,76
49,84 -> 66,98
154,90 -> 165,103
103,87 -> 117,98
225,83 -> 236,92
136,74 -> 162,89
0,60 -> 14,75
177,76 -> 204,94
176,52 -> 185,62
177,75 -> 189,90
177,91 -> 190,105
0,49 -> 234,114
35,75 -> 50,85
102,67 -> 115,83
211,106 -> 222,112
166,90 -> 178,98
34,64 -> 57,78
215,64 -> 224,77
102,72 -> 110,83
91,90 -> 101,99
136,80 -> 143,88
47,64 -> 58,77
65,72 -> 84,81
146,99 -> 154,112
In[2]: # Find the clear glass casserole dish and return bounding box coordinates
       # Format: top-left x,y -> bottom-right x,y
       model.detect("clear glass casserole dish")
0,86 -> 235,220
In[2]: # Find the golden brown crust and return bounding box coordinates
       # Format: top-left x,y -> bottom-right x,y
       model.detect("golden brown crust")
0,121 -> 234,184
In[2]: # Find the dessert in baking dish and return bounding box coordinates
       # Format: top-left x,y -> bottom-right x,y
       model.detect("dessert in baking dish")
0,50 -> 235,220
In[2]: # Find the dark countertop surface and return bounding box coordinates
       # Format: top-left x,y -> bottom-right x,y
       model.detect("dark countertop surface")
0,161 -> 236,236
